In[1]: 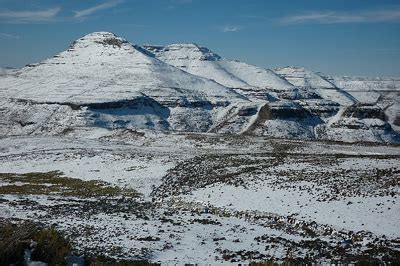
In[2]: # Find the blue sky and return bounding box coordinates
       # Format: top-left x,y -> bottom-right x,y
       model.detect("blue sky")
0,0 -> 399,76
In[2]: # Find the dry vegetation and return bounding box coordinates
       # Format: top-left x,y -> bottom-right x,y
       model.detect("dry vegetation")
0,171 -> 140,198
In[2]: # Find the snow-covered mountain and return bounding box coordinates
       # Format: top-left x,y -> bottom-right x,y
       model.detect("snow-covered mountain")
275,66 -> 358,106
327,75 -> 400,91
144,43 -> 293,91
0,32 -> 249,134
1,32 -> 399,143
325,75 -> 400,132
1,32 -> 246,105
0,67 -> 17,77
274,66 -> 400,140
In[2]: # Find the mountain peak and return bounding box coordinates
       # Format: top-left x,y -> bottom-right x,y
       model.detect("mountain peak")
275,66 -> 307,72
82,31 -> 117,38
275,66 -> 336,89
71,31 -> 129,49
144,43 -> 221,61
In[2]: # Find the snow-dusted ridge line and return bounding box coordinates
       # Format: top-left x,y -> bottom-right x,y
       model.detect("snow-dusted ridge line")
144,43 -> 293,90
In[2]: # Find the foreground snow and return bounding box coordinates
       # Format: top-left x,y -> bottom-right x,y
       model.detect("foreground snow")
1,133 -> 399,263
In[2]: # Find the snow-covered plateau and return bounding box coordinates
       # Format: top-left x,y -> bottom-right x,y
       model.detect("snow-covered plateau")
1,32 -> 399,264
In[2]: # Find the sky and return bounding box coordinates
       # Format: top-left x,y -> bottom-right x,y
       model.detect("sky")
0,0 -> 400,76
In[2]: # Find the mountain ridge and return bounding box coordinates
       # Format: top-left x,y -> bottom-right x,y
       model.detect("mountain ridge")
1,31 -> 399,143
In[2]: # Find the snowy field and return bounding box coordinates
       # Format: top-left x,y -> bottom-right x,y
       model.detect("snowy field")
1,132 -> 399,264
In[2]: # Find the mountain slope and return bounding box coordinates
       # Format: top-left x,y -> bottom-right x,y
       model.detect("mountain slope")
275,66 -> 358,106
0,32 -> 398,143
1,32 -> 244,105
144,44 -> 293,91
323,75 -> 400,132
0,32 -> 252,133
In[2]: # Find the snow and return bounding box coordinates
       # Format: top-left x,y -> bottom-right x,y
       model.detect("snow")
325,75 -> 400,132
275,67 -> 357,106
1,134 -> 400,263
328,75 -> 400,91
275,66 -> 336,88
0,154 -> 173,197
0,32 -> 243,105
0,67 -> 17,76
1,30 -> 400,264
186,183 -> 400,237
0,31 -> 399,143
144,43 -> 293,90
